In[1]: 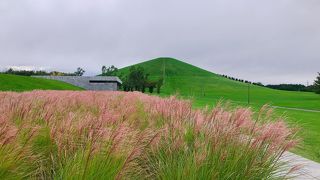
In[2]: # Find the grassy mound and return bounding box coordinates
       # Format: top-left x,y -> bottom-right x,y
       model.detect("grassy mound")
0,91 -> 298,179
119,57 -> 320,110
0,74 -> 82,91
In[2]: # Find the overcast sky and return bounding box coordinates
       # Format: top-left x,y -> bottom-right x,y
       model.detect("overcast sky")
0,0 -> 319,84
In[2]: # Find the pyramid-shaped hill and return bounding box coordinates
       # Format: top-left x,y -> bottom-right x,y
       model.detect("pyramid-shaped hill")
118,57 -> 320,111
118,57 -> 217,77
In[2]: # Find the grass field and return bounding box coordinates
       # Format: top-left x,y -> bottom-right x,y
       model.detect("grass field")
0,74 -> 83,91
118,57 -> 320,162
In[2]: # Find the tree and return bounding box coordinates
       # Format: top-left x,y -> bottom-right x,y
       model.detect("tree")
156,78 -> 164,94
102,65 -> 118,76
128,66 -> 146,91
145,81 -> 156,93
314,72 -> 320,94
74,67 -> 85,76
102,66 -> 107,74
148,85 -> 155,93
6,68 -> 13,74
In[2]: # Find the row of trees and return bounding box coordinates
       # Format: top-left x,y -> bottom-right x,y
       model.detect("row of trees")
264,73 -> 320,93
266,84 -> 315,92
122,66 -> 163,93
101,65 -> 163,94
221,72 -> 320,94
2,67 -> 85,76
220,74 -> 264,86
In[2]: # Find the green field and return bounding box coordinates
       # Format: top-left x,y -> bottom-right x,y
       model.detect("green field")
0,74 -> 83,91
118,57 -> 320,162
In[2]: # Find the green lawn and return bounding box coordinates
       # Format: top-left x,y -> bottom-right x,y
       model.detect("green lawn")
118,57 -> 320,162
0,74 -> 83,91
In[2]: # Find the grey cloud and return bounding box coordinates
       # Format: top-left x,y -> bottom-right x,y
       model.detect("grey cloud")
0,0 -> 319,84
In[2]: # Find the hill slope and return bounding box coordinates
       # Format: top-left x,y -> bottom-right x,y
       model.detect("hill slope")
0,74 -> 82,91
118,57 -> 320,162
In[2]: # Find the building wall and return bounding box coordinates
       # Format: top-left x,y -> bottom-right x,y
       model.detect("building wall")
33,76 -> 119,91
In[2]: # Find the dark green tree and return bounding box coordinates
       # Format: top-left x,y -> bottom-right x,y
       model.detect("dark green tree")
149,85 -> 154,93
7,68 -> 13,74
74,67 -> 85,76
127,66 -> 146,91
314,72 -> 320,94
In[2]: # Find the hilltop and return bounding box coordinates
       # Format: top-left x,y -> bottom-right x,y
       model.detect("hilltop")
0,74 -> 82,91
119,57 -> 215,77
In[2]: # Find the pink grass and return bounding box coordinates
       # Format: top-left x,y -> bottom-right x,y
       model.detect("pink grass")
0,90 -> 299,178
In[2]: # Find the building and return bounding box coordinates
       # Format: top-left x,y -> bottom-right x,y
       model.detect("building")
33,76 -> 122,91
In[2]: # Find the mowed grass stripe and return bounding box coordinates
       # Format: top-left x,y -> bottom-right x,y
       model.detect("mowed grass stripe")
0,74 -> 83,91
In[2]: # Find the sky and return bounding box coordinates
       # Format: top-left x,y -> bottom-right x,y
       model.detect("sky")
0,0 -> 319,85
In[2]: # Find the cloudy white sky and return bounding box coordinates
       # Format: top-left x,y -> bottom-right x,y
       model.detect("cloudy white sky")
0,0 -> 319,84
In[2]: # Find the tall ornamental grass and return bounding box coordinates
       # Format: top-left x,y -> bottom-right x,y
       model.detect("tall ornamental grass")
0,91 -> 299,179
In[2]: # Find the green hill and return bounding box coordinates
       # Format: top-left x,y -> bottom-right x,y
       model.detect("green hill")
0,74 -> 82,91
119,57 -> 320,110
118,57 -> 320,162
120,57 -> 214,77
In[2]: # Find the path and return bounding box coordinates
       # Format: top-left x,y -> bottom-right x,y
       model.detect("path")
282,152 -> 320,179
271,106 -> 320,113
273,106 -> 320,179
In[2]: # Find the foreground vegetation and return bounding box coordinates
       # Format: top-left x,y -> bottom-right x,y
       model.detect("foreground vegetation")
0,91 -> 299,179
0,74 -> 82,91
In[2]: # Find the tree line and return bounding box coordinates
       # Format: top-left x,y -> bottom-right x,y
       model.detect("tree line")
220,74 -> 264,86
1,67 -> 85,76
220,73 -> 320,94
265,84 -> 315,92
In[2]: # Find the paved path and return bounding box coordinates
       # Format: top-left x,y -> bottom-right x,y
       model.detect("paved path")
272,106 -> 320,179
271,106 -> 320,113
282,152 -> 320,179
228,104 -> 320,179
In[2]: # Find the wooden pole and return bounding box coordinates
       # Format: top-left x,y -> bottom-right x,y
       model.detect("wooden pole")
247,83 -> 250,105
162,59 -> 166,84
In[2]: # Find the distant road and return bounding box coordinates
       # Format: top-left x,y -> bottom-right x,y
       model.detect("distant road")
271,106 -> 320,113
